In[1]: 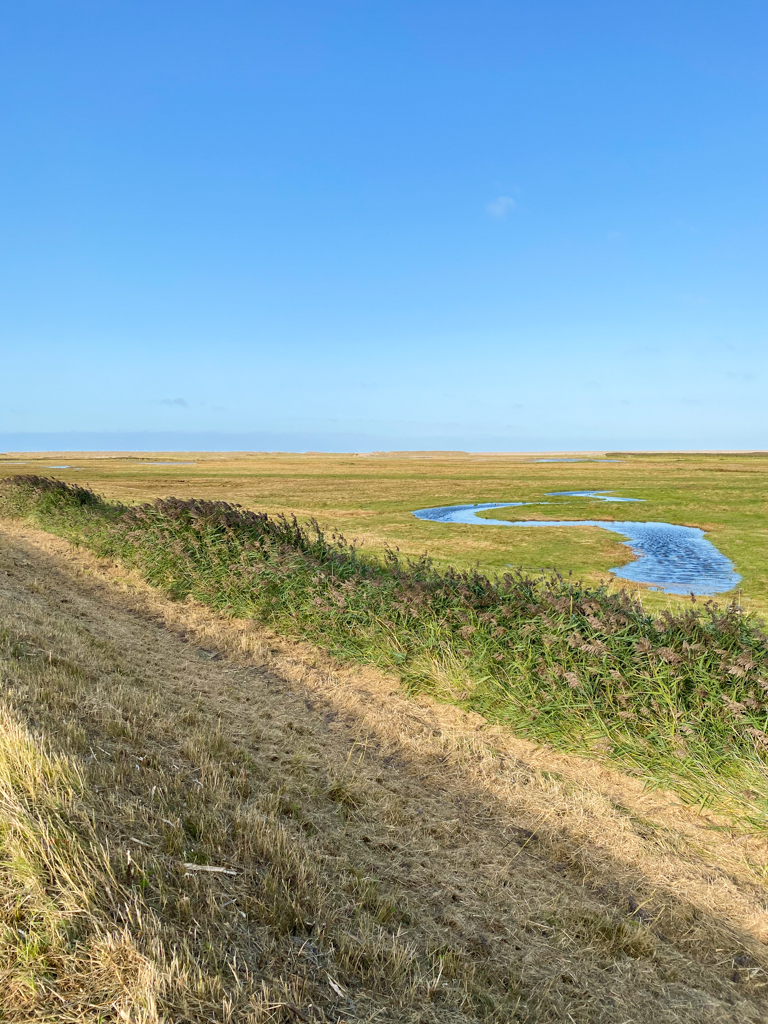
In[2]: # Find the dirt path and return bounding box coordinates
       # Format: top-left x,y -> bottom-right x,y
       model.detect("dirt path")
2,517 -> 768,1022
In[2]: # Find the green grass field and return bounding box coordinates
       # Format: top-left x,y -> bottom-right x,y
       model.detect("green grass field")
1,449 -> 765,615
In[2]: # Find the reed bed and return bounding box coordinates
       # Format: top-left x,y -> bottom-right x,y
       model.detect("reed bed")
4,475 -> 768,827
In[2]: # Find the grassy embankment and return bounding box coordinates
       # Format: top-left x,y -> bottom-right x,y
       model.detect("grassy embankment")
3,474 -> 768,832
7,517 -> 768,1022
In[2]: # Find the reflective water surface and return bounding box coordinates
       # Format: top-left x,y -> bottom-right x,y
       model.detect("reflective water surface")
412,502 -> 741,596
546,490 -> 643,503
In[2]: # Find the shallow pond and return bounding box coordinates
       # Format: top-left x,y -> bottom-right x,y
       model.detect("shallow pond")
412,501 -> 741,596
546,490 -> 642,503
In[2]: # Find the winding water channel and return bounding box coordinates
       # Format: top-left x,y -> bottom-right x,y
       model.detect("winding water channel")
412,495 -> 741,596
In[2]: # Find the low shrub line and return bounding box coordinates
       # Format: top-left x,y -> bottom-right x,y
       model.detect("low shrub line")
3,474 -> 768,826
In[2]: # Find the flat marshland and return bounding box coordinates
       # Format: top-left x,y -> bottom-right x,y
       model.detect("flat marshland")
2,453 -> 768,1021
2,449 -> 765,611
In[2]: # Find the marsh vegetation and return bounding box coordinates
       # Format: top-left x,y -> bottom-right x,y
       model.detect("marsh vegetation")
3,474 -> 768,830
2,449 -> 763,613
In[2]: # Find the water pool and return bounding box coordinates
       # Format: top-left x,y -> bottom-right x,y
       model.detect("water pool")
545,490 -> 643,503
412,502 -> 740,596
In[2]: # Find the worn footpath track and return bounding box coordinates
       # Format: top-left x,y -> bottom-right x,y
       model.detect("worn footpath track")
2,517 -> 768,1022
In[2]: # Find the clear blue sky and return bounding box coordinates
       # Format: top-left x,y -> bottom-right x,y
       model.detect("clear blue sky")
2,1 -> 767,452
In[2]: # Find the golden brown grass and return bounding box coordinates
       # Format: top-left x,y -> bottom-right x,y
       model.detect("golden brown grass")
2,518 -> 768,1021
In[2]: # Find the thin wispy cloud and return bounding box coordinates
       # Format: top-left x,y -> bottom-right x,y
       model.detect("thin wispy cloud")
158,397 -> 188,408
486,195 -> 516,218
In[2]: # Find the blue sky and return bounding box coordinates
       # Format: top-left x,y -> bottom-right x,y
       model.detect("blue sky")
1,1 -> 767,451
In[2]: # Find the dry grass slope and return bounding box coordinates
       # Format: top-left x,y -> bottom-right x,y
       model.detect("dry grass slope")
1,521 -> 768,1021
